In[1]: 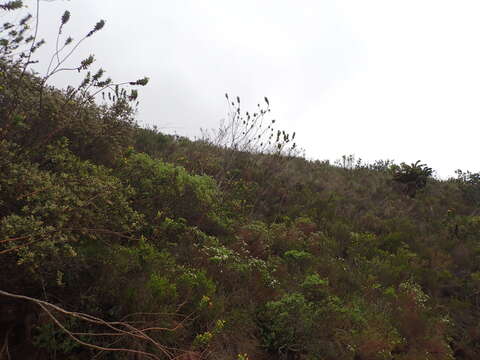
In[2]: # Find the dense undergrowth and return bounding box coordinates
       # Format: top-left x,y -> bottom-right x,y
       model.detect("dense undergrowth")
2,2 -> 480,359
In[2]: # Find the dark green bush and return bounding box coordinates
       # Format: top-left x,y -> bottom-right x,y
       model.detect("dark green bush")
391,160 -> 433,197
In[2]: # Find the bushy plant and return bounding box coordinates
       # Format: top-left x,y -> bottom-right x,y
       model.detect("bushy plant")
455,169 -> 480,206
257,293 -> 316,358
0,1 -> 148,165
115,151 -> 226,234
391,160 -> 433,198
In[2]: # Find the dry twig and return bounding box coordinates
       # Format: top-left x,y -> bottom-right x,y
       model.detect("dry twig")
0,289 -> 188,359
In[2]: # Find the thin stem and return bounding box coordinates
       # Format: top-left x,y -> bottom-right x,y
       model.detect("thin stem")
20,0 -> 40,80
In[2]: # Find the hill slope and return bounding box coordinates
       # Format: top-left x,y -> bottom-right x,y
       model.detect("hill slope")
2,7 -> 480,360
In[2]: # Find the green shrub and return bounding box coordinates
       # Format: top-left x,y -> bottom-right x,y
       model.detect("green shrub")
391,160 -> 433,198
116,151 -> 225,234
257,293 -> 316,358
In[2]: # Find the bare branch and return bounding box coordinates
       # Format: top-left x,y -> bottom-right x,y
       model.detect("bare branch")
0,289 -> 187,359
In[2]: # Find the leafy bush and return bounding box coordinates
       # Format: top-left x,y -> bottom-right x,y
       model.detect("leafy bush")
257,293 -> 317,358
391,160 -> 433,197
455,169 -> 480,206
116,151 -> 226,234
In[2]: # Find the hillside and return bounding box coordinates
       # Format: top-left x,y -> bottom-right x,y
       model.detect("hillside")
2,4 -> 480,360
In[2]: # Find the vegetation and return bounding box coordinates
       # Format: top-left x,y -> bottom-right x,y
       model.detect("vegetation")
2,2 -> 480,359
391,161 -> 434,198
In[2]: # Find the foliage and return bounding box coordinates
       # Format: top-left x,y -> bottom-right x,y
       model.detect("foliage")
1,2 -> 480,359
115,150 -> 227,235
0,0 -> 148,166
257,293 -> 318,357
455,169 -> 480,206
33,318 -> 84,355
391,160 -> 433,197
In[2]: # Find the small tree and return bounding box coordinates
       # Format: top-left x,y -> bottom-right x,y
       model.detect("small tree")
391,160 -> 433,198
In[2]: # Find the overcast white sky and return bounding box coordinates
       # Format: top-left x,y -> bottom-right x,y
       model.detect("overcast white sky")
10,0 -> 480,177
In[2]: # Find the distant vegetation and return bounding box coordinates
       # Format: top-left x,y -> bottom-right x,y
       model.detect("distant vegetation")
2,2 -> 480,359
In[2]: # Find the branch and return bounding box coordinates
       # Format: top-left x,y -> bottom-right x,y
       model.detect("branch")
0,226 -> 138,255
0,289 -> 185,359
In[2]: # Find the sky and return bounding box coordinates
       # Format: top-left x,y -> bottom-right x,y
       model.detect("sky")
6,0 -> 480,178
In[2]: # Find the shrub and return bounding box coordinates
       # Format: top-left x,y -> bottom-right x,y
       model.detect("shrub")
391,160 -> 433,198
455,169 -> 480,206
257,293 -> 316,358
116,151 -> 225,234
0,2 -> 148,165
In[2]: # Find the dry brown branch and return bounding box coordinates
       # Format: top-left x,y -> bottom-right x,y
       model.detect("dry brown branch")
0,289 -> 186,360
36,302 -> 162,359
70,227 -> 137,241
120,311 -> 188,321
0,234 -> 36,244
0,226 -> 137,254
0,239 -> 39,255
